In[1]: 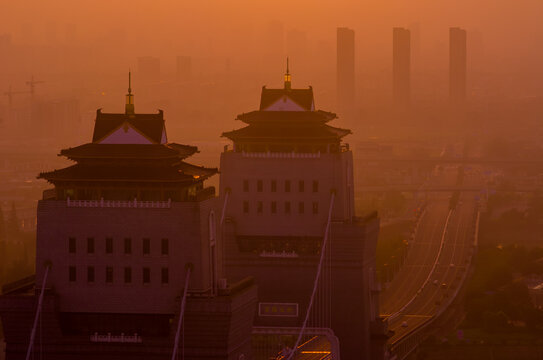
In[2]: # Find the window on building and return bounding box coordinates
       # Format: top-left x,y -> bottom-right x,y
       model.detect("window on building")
243,180 -> 249,192
271,201 -> 277,214
285,201 -> 291,214
87,266 -> 95,283
143,238 -> 150,255
161,238 -> 169,255
313,180 -> 319,193
257,180 -> 263,192
124,267 -> 132,283
257,201 -> 263,214
271,180 -> 277,192
69,266 -> 76,282
106,267 -> 113,283
143,267 -> 151,284
299,180 -> 305,192
161,268 -> 169,285
243,201 -> 249,213
298,202 -> 305,214
124,238 -> 132,254
285,180 -> 291,192
87,238 -> 95,254
312,202 -> 319,214
106,237 -> 113,254
69,237 -> 76,254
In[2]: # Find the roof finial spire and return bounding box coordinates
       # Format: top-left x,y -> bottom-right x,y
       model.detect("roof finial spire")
125,70 -> 135,114
284,57 -> 291,90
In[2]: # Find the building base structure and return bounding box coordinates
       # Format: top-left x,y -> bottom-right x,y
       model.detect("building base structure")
0,278 -> 256,360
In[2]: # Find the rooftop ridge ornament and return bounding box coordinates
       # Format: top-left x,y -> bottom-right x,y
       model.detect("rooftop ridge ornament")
125,70 -> 135,114
284,57 -> 291,90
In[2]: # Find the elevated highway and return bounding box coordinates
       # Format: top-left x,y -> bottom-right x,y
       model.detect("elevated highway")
379,165 -> 481,360
356,156 -> 543,166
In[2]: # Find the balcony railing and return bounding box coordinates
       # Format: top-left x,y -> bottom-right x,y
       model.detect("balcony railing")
241,151 -> 321,159
66,198 -> 172,209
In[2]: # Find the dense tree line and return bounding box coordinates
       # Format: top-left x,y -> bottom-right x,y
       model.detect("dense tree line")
0,203 -> 35,288
465,245 -> 543,332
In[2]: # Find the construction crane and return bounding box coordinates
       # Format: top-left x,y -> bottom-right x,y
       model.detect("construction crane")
25,75 -> 45,96
3,85 -> 29,107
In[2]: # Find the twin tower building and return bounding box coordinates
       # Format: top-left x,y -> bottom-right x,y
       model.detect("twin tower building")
0,70 -> 384,359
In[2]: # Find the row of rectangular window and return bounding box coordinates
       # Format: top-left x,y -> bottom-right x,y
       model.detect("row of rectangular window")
69,266 -> 168,284
69,237 -> 169,255
243,201 -> 319,214
243,180 -> 319,193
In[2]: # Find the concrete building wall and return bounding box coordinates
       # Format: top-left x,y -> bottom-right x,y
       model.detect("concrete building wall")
219,150 -> 355,237
36,198 -> 221,314
223,215 -> 380,359
337,27 -> 355,119
449,27 -> 467,105
393,27 -> 411,107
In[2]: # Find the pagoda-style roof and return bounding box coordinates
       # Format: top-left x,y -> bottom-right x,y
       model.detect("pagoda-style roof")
38,161 -> 217,184
259,87 -> 314,111
223,73 -> 351,144
236,110 -> 336,124
60,143 -> 198,161
222,123 -> 351,141
92,109 -> 166,144
37,77 -> 218,198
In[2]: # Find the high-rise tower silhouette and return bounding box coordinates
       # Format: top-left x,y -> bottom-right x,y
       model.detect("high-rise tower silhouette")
336,27 -> 355,119
449,27 -> 467,105
393,27 -> 411,107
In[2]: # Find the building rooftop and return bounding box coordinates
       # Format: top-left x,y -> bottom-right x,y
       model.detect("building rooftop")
60,143 -> 198,161
39,161 -> 217,184
38,75 -> 217,190
223,70 -> 349,144
236,110 -> 336,124
92,109 -> 166,144
259,87 -> 314,111
222,123 -> 350,141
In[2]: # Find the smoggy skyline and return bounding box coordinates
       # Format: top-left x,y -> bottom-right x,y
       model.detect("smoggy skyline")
2,0 -> 542,75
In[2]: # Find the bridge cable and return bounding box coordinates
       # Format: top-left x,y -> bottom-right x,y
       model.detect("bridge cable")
287,193 -> 335,360
171,266 -> 192,360
219,190 -> 229,227
25,265 -> 50,360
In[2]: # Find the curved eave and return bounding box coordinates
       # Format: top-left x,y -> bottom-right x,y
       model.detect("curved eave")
59,143 -> 199,161
221,126 -> 351,142
38,177 -> 210,184
235,110 -> 337,124
38,164 -> 218,184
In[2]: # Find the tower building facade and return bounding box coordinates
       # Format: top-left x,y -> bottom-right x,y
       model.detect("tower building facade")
449,27 -> 467,105
220,69 -> 385,359
393,27 -> 411,107
337,27 -> 355,121
0,76 -> 256,360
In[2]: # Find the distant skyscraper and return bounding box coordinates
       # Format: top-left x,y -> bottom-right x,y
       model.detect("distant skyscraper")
393,27 -> 411,107
137,56 -> 160,84
336,27 -> 355,118
176,55 -> 192,81
449,27 -> 467,105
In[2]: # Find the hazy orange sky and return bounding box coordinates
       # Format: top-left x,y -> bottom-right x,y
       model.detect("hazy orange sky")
1,0 -> 542,110
2,0 -> 542,70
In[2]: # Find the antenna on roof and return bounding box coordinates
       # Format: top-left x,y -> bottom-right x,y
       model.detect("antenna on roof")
284,57 -> 292,90
126,70 -> 135,114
